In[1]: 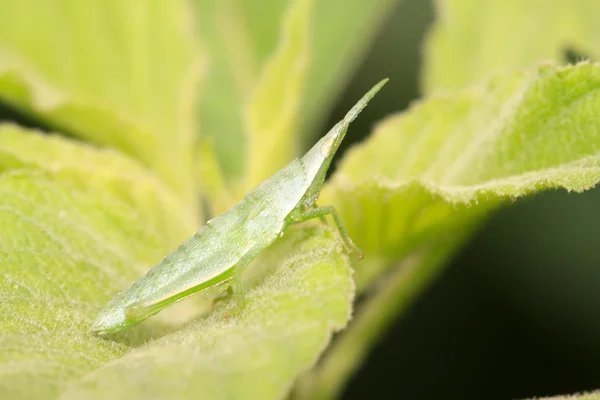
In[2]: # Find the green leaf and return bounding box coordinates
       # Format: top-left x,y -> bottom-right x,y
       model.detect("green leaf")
60,226 -> 352,400
0,124 -> 195,249
0,171 -> 170,399
193,0 -> 289,180
244,0 -> 312,189
423,0 -> 600,92
193,0 -> 397,182
0,0 -> 202,205
297,63 -> 600,398
324,62 -> 600,289
0,126 -> 353,399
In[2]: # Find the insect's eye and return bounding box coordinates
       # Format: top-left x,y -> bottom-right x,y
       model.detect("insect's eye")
320,135 -> 337,157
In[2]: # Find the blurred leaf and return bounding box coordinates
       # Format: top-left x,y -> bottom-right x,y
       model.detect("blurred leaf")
244,0 -> 311,190
298,0 -> 398,144
196,139 -> 236,217
0,123 -> 195,248
193,0 -> 273,180
0,125 -> 354,399
193,0 -> 397,181
297,63 -> 600,398
0,0 -> 202,205
535,392 -> 600,400
423,0 -> 600,92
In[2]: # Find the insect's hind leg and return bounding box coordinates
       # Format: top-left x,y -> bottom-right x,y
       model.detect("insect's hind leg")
289,206 -> 363,259
229,249 -> 260,315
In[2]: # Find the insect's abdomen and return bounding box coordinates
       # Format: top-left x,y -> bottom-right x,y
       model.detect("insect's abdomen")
126,211 -> 251,301
91,207 -> 250,333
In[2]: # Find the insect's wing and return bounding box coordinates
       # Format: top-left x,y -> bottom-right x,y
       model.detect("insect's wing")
90,204 -> 251,334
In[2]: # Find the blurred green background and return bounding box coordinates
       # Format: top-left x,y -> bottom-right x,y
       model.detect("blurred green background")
322,0 -> 600,398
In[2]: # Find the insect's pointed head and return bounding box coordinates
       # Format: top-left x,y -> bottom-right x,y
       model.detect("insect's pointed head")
319,79 -> 389,159
343,78 -> 389,124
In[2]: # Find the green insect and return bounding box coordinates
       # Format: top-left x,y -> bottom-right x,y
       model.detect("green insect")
90,79 -> 388,335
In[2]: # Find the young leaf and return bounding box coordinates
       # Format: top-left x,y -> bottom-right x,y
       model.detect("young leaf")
0,0 -> 202,205
192,0 -> 397,181
423,0 -> 600,92
244,0 -> 312,189
192,0 -> 289,180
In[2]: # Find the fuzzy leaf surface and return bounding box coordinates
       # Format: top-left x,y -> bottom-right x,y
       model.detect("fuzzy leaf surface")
295,63 -> 600,399
323,63 -> 600,289
0,127 -> 353,400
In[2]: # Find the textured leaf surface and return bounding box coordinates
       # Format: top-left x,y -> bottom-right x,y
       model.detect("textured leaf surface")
423,0 -> 600,92
0,124 -> 195,249
0,0 -> 202,204
322,63 -> 600,289
193,0 -> 396,181
0,126 -> 353,399
61,226 -> 352,400
296,63 -> 600,399
0,171 -> 168,399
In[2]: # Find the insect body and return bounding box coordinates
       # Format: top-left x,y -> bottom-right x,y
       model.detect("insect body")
90,79 -> 388,335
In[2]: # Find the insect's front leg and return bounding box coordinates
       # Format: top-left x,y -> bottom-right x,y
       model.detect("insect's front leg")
288,206 -> 363,259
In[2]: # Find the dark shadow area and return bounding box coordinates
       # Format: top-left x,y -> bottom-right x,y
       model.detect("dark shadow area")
344,189 -> 600,400
0,101 -> 50,132
322,0 -> 434,173
563,46 -> 593,64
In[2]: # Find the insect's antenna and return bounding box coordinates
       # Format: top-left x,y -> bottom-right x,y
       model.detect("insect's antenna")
343,78 -> 389,124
